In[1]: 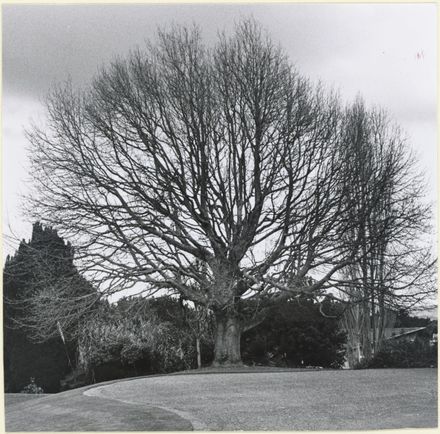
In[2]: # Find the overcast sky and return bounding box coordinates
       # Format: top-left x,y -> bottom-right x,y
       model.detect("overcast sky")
2,3 -> 437,258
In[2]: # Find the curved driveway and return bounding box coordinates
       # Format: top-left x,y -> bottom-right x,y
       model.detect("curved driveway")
6,368 -> 438,431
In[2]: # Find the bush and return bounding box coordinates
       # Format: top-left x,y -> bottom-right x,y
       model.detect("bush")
77,297 -> 214,382
20,377 -> 44,394
362,339 -> 437,369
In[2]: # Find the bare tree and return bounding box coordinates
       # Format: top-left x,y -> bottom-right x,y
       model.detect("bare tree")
337,98 -> 436,365
25,20 -> 430,366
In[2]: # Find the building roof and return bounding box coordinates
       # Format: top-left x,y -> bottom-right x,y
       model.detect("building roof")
384,327 -> 427,340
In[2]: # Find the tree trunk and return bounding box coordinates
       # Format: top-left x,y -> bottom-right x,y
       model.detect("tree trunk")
196,337 -> 202,369
212,311 -> 242,366
361,298 -> 372,361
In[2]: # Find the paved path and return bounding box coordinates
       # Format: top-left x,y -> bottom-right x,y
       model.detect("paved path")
5,385 -> 192,431
5,368 -> 438,431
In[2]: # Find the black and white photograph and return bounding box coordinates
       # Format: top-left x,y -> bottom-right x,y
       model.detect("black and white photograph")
2,2 -> 438,431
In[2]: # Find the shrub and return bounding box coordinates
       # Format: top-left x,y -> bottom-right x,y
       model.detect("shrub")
20,377 -> 44,394
77,297 -> 213,381
362,339 -> 437,369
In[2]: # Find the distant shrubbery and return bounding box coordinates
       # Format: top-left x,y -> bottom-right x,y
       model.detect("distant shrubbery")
353,318 -> 437,369
78,297 -> 214,383
241,297 -> 347,369
359,339 -> 437,369
77,295 -> 347,383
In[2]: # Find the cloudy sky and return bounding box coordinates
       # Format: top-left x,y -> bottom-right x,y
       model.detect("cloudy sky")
2,3 -> 437,258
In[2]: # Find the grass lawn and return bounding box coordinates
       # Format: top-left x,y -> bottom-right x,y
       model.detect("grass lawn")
4,393 -> 50,406
5,368 -> 438,431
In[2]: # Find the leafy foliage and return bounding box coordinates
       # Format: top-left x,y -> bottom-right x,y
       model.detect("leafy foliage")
361,338 -> 437,369
78,297 -> 214,382
241,297 -> 347,368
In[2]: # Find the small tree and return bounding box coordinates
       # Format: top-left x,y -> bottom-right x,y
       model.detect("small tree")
181,301 -> 213,368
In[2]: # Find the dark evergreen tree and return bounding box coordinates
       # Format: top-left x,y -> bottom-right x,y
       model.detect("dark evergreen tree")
241,296 -> 347,368
3,222 -> 96,392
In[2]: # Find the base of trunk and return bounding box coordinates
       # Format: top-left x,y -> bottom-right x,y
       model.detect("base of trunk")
211,360 -> 244,368
213,311 -> 242,366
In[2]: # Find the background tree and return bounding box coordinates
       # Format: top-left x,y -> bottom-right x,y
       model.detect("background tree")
337,99 -> 436,365
180,299 -> 214,369
25,20 -> 434,366
3,222 -> 96,392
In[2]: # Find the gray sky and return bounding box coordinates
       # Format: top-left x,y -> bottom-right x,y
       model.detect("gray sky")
2,3 -> 437,258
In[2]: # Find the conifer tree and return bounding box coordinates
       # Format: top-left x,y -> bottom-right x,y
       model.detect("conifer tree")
3,222 -> 96,392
